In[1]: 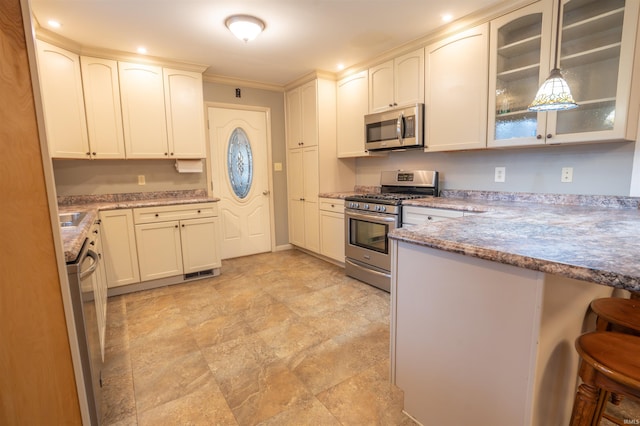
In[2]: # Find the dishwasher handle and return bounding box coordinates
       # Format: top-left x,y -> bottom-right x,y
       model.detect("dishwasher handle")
79,249 -> 99,280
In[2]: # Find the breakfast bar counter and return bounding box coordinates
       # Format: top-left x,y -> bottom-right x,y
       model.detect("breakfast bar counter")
387,191 -> 640,426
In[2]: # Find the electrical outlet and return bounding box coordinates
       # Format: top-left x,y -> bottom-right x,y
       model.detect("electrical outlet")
138,175 -> 146,185
494,167 -> 506,183
274,162 -> 283,172
561,167 -> 573,183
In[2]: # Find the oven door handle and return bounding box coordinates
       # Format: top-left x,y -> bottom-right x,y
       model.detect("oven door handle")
79,249 -> 100,280
346,211 -> 397,223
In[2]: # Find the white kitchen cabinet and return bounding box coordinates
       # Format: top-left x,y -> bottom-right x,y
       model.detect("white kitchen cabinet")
36,40 -> 89,159
288,146 -> 320,252
489,0 -> 640,148
133,203 -> 220,281
337,70 -> 381,158
286,80 -> 318,149
80,56 -> 126,159
135,220 -> 184,281
180,216 -> 221,274
286,77 -> 355,254
86,220 -> 108,359
99,209 -> 140,288
402,206 -> 465,226
163,68 -> 206,158
369,48 -> 424,112
319,198 -> 345,262
118,62 -> 169,158
425,24 -> 489,152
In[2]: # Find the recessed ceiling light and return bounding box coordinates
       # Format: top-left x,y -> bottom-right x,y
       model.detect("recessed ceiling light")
137,47 -> 148,54
47,20 -> 61,29
442,14 -> 453,23
337,63 -> 345,71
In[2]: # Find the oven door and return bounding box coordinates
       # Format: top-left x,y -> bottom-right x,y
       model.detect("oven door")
345,209 -> 398,272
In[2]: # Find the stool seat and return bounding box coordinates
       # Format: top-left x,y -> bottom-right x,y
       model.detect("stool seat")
590,298 -> 640,334
570,332 -> 640,426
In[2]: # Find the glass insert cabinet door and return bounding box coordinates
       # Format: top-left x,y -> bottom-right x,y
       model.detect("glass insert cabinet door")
227,127 -> 253,199
489,0 -> 639,148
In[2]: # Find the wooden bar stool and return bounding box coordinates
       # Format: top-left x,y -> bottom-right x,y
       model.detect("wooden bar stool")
589,297 -> 640,423
590,297 -> 640,335
569,332 -> 640,426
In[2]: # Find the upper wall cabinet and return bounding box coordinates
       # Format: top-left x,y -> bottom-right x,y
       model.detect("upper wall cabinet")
424,24 -> 489,152
286,80 -> 318,149
36,41 -> 90,159
489,0 -> 640,148
118,62 -> 169,158
369,48 -> 425,113
163,68 -> 206,158
80,57 -> 126,159
337,70 -> 377,157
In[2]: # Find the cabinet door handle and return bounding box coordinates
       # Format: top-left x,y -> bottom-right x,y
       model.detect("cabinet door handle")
536,134 -> 543,139
197,210 -> 201,213
547,134 -> 553,139
181,224 -> 185,227
175,225 -> 179,228
263,190 -> 270,195
164,152 -> 169,156
155,213 -> 159,217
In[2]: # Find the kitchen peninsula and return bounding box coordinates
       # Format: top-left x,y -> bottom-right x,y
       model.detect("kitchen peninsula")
388,191 -> 640,426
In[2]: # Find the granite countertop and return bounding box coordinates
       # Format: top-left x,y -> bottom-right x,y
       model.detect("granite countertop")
59,190 -> 219,263
390,191 -> 640,293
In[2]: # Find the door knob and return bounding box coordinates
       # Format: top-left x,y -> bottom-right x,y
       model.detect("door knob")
263,190 -> 270,195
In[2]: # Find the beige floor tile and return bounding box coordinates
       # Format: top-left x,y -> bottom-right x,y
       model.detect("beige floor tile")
137,380 -> 238,426
101,371 -> 136,425
132,350 -> 213,413
317,359 -> 415,426
101,250 -> 409,426
256,397 -> 341,426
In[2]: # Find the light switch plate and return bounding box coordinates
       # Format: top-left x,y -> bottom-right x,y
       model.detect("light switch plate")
561,167 -> 573,183
274,162 -> 283,172
138,175 -> 146,185
494,167 -> 506,183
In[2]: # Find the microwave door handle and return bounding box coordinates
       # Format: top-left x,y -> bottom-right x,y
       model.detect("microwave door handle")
396,113 -> 404,144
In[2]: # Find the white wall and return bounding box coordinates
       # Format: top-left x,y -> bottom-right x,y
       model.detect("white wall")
356,141 -> 636,196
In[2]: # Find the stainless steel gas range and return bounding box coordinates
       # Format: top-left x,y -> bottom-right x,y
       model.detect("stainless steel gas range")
344,170 -> 439,292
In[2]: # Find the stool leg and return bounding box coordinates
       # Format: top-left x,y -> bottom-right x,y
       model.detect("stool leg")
570,382 -> 600,426
593,390 -> 608,425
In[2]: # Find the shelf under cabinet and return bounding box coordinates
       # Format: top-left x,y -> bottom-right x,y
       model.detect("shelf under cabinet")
498,34 -> 542,58
562,7 -> 624,43
560,43 -> 621,69
497,63 -> 540,82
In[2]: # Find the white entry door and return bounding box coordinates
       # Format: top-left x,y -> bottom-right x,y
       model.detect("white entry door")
208,107 -> 272,259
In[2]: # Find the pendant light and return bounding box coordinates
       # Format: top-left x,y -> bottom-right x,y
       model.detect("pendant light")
528,0 -> 578,112
225,15 -> 265,43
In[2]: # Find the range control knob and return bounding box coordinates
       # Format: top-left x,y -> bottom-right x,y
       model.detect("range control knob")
379,205 -> 386,212
364,204 -> 370,210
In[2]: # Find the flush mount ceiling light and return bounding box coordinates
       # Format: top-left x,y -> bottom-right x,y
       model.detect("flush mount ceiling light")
528,0 -> 577,112
225,15 -> 265,43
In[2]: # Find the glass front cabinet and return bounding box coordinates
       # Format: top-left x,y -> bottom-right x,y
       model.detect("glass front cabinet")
489,0 -> 640,148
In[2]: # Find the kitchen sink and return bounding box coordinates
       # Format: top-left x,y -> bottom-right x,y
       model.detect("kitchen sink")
59,212 -> 87,227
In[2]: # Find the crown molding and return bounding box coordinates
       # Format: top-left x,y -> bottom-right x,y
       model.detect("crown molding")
35,27 -> 207,73
202,73 -> 285,92
283,70 -> 337,91
337,0 -> 537,81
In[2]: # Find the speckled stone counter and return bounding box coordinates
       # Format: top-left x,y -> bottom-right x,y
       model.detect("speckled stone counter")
390,190 -> 640,293
59,190 -> 219,263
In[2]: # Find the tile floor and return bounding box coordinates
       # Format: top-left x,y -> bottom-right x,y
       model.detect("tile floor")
101,250 -> 417,425
100,249 -> 640,425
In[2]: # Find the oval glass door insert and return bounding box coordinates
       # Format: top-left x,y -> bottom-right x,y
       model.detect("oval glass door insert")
227,127 -> 253,199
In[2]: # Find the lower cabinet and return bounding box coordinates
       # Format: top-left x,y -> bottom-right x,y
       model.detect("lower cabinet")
319,198 -> 345,262
133,203 -> 220,282
100,209 -> 141,288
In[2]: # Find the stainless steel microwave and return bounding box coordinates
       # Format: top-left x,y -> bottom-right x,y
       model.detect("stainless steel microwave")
364,104 -> 424,151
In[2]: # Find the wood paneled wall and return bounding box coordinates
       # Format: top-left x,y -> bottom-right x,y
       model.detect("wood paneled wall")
0,0 -> 82,423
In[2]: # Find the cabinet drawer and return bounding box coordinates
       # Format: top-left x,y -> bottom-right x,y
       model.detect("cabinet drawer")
319,198 -> 345,214
133,202 -> 217,224
402,206 -> 464,226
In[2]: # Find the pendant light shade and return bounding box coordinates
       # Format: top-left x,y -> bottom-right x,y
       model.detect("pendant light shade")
226,15 -> 265,43
528,0 -> 578,112
528,68 -> 578,111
